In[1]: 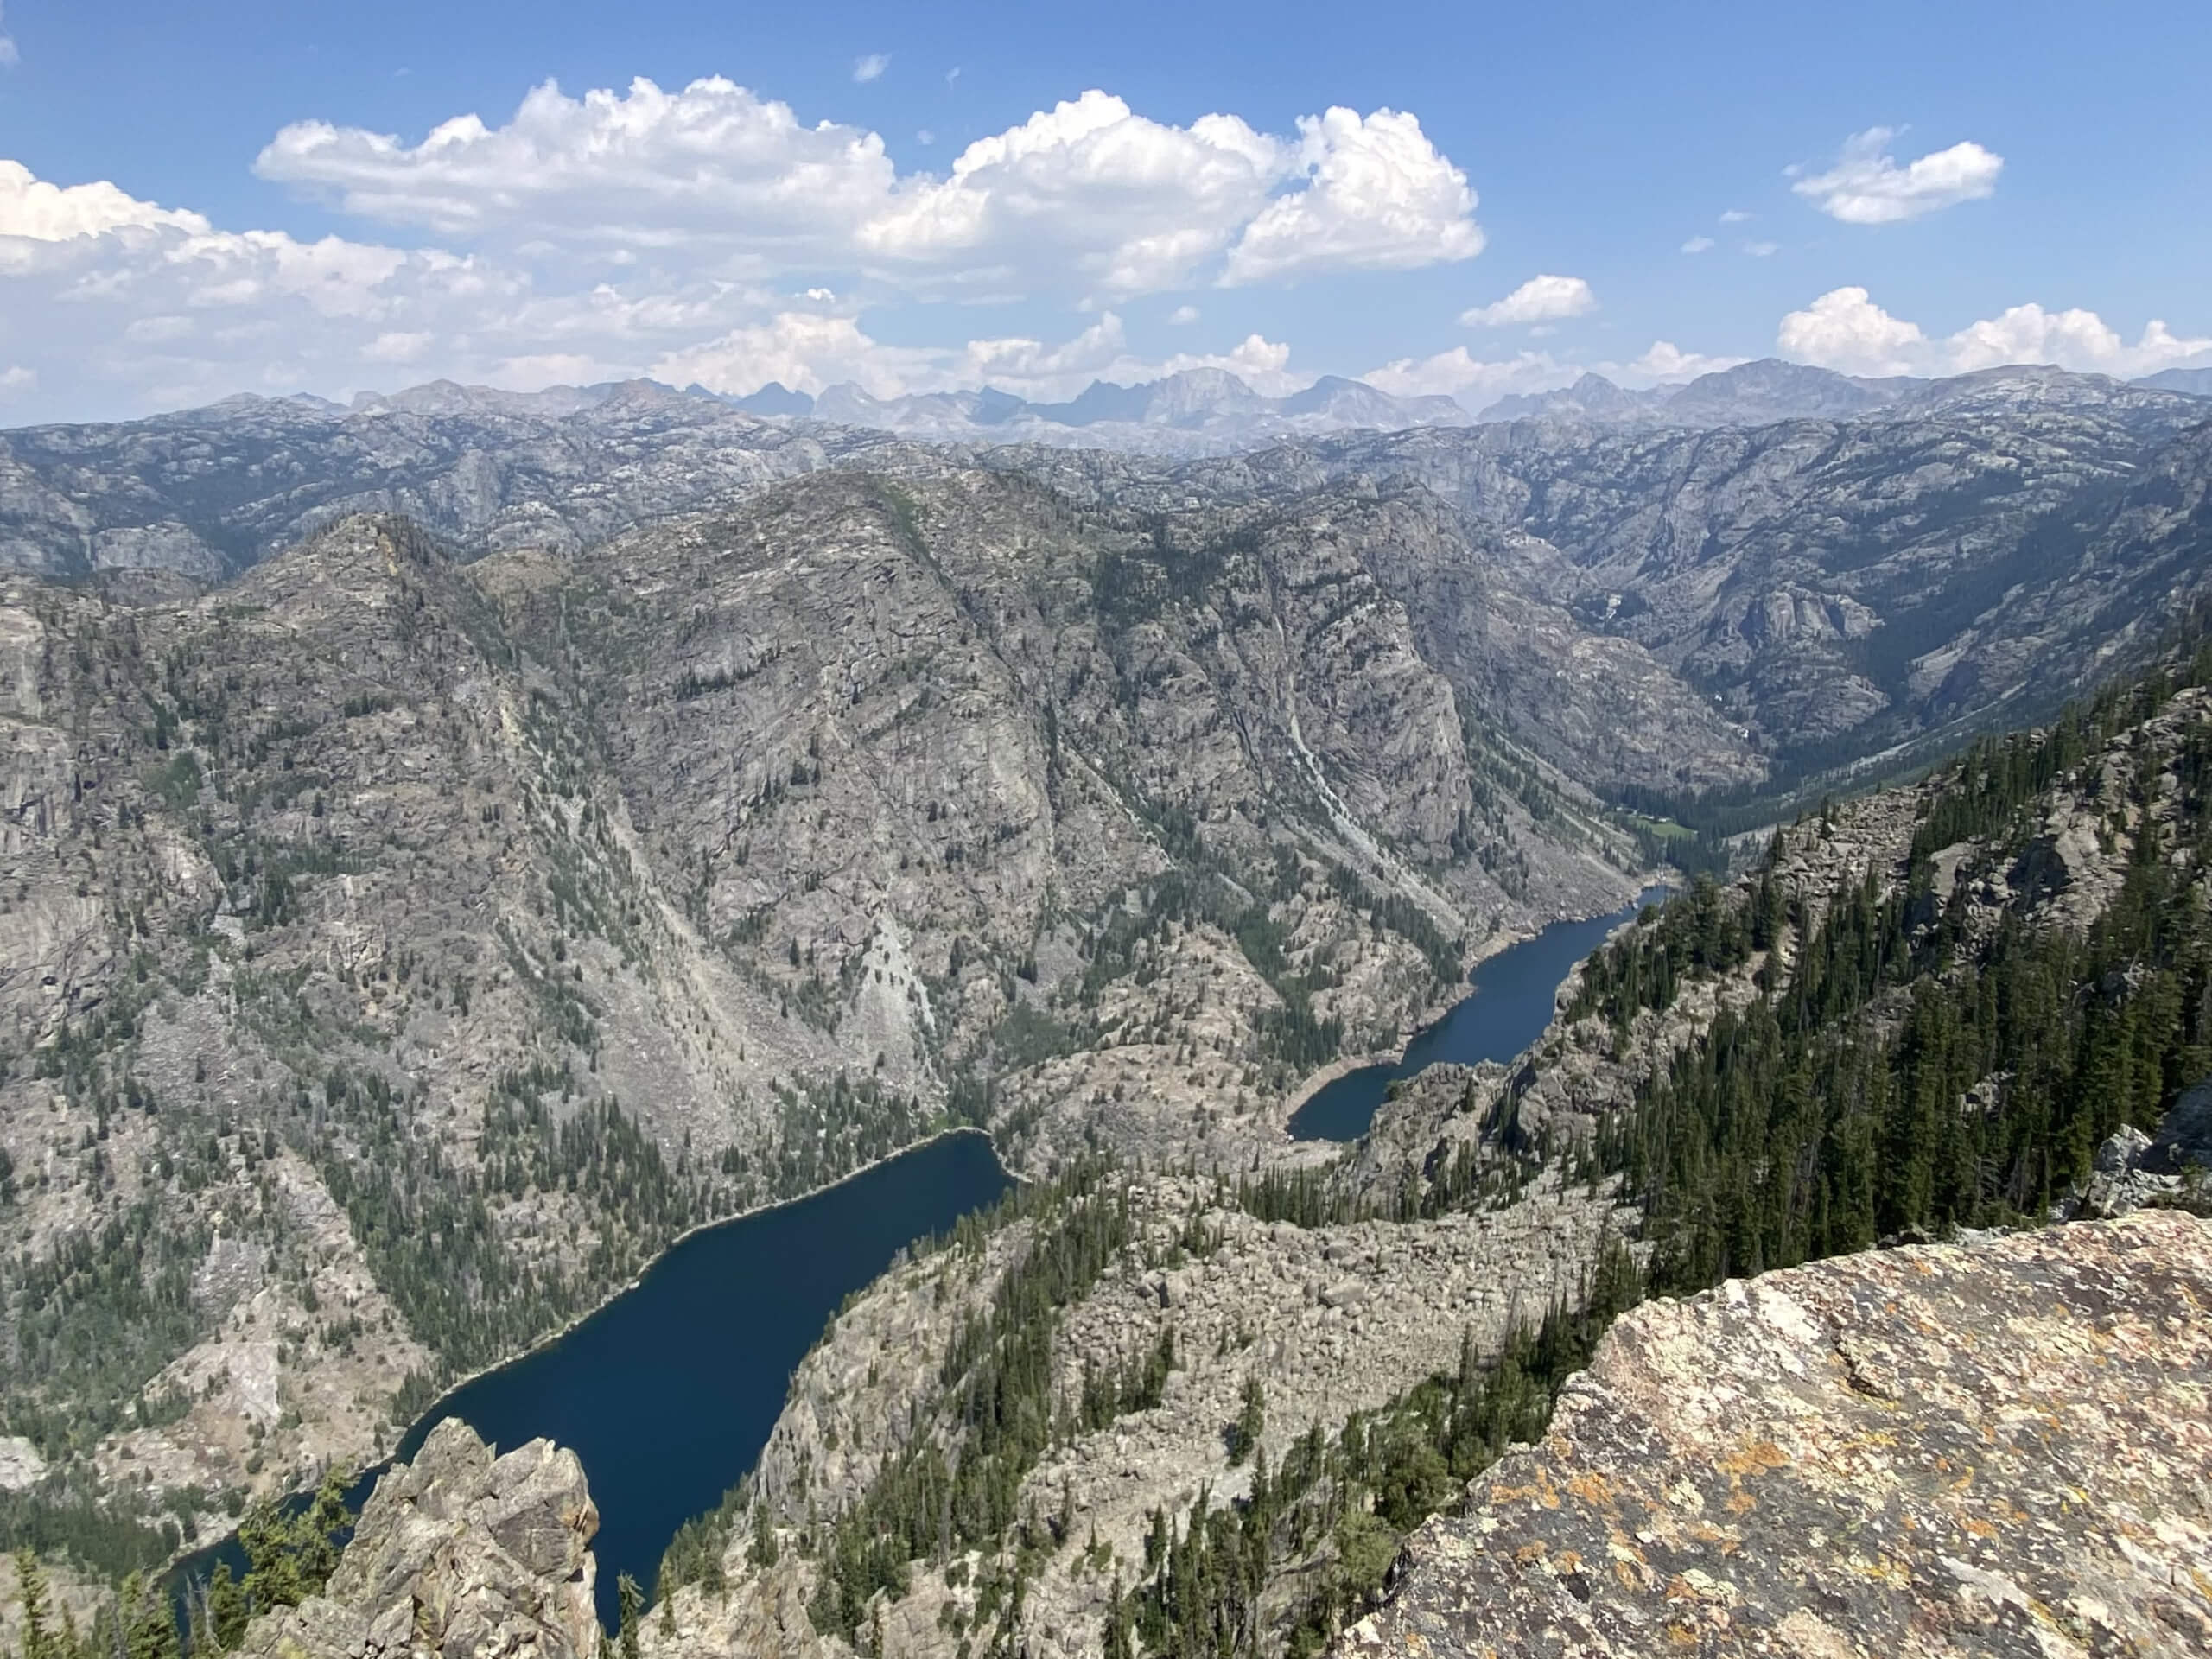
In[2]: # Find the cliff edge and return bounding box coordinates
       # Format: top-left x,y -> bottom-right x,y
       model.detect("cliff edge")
1338,1211 -> 2212,1659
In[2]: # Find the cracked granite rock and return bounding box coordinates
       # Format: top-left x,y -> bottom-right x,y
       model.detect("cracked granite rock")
1338,1211 -> 2212,1659
238,1419 -> 602,1659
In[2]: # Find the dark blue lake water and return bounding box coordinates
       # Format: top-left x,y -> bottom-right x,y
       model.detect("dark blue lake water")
179,1129 -> 1009,1630
1287,888 -> 1668,1142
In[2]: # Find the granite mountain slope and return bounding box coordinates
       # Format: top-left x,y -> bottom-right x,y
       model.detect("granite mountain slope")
0,470 -> 1653,1558
1303,389 -> 2212,785
7,363 -> 2209,805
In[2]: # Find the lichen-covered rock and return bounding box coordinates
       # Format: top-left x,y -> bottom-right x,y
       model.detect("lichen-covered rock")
238,1420 -> 602,1659
1338,1211 -> 2212,1659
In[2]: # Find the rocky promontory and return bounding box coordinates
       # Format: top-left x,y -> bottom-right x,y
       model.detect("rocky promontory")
1338,1211 -> 2212,1659
237,1420 -> 603,1659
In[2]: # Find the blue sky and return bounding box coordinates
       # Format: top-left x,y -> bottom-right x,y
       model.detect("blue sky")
2,0 -> 2208,421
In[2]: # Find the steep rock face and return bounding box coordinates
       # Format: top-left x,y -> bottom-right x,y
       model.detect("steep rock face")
505,471 -> 1639,1171
1338,1211 -> 2212,1659
238,1420 -> 602,1659
1311,404 -> 2212,778
0,475 -> 1643,1539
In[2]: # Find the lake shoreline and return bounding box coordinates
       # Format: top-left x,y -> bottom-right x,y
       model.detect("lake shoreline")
1284,880 -> 1669,1143
167,1123 -> 1012,1584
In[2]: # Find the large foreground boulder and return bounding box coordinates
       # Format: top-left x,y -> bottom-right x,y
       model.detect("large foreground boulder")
240,1420 -> 601,1659
1338,1210 -> 2212,1658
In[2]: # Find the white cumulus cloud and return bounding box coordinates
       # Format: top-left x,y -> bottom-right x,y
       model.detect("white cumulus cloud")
1625,341 -> 1747,382
253,79 -> 1483,306
0,4 -> 16,69
1460,274 -> 1594,327
0,159 -> 209,241
853,54 -> 889,84
1222,106 -> 1482,285
1790,128 -> 2003,225
1361,346 -> 1565,401
855,90 -> 1286,298
1681,236 -> 1713,254
256,78 -> 897,257
1777,285 -> 2212,378
1775,287 -> 1931,375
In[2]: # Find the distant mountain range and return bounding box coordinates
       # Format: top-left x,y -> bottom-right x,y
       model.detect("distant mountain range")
708,365 -> 1474,447
1477,357 -> 2212,429
129,356 -> 2209,463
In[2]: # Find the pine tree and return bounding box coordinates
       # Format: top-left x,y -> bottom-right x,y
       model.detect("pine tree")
11,1550 -> 54,1659
615,1573 -> 643,1659
296,1471 -> 350,1595
1227,1376 -> 1265,1467
1102,1574 -> 1133,1659
747,1500 -> 779,1568
118,1572 -> 179,1659
207,1560 -> 249,1652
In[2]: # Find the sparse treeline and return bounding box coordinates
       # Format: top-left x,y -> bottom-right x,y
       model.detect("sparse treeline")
1114,1241 -> 1643,1658
3,1473 -> 351,1659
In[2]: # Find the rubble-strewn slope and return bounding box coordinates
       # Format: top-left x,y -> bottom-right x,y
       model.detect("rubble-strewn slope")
1338,1211 -> 2212,1659
641,1168 -> 1633,1659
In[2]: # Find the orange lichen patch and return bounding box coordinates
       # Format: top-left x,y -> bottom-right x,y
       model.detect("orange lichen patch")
1965,1516 -> 1998,1540
1715,1440 -> 1789,1478
1491,1466 -> 1563,1510
1567,1471 -> 1618,1509
1665,1622 -> 1700,1645
1513,1542 -> 1548,1566
1726,1488 -> 1758,1514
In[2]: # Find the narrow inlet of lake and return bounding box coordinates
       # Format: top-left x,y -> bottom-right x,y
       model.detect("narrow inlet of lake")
1287,887 -> 1669,1142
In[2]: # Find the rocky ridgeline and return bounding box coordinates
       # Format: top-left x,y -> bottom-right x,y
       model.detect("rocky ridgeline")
660,1169 -> 1634,1658
1338,1211 -> 2212,1659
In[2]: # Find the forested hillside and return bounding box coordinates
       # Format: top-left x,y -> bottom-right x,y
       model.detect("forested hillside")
646,637 -> 2212,1659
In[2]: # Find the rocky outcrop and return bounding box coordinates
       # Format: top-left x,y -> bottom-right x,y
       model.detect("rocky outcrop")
2068,1079 -> 2212,1219
1338,1211 -> 2212,1659
239,1421 -> 602,1659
